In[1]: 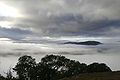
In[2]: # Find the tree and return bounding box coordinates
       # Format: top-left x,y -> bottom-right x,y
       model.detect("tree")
33,63 -> 57,80
41,54 -> 87,79
41,55 -> 71,79
66,61 -> 87,77
5,68 -> 14,80
0,74 -> 6,80
13,55 -> 36,80
41,55 -> 70,70
87,63 -> 112,73
13,55 -> 112,80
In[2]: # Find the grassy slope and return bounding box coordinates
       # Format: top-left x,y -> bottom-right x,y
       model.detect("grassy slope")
60,71 -> 120,80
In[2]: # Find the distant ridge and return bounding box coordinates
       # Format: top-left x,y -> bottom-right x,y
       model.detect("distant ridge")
64,41 -> 102,45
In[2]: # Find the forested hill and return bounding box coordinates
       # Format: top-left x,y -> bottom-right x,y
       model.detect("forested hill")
64,41 -> 102,45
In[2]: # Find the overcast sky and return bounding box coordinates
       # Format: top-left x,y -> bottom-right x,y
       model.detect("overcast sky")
0,0 -> 120,39
0,0 -> 120,75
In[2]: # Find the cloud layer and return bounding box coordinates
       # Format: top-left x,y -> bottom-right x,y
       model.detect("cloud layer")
0,0 -> 120,40
0,0 -> 120,55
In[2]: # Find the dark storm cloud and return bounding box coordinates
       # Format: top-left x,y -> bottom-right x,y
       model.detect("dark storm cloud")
43,14 -> 120,37
0,0 -> 120,45
0,0 -> 120,38
0,27 -> 33,40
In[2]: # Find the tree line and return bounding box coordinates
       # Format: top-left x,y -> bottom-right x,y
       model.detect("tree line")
0,54 -> 112,80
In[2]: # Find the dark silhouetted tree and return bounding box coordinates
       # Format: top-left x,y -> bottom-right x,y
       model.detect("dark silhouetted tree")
65,61 -> 87,77
41,55 -> 70,70
0,74 -> 6,80
41,54 -> 88,79
41,55 -> 71,79
5,68 -> 14,80
13,55 -> 36,80
87,63 -> 112,73
13,55 -> 112,80
33,63 -> 57,80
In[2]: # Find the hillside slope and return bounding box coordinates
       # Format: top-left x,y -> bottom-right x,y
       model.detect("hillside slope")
60,71 -> 120,80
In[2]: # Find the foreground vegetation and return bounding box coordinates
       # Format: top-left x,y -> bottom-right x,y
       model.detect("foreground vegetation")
60,71 -> 120,80
0,54 -> 112,80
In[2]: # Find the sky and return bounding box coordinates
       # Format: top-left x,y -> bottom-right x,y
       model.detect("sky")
0,0 -> 120,75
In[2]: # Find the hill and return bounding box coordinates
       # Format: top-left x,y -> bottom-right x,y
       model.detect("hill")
60,71 -> 120,80
64,41 -> 102,45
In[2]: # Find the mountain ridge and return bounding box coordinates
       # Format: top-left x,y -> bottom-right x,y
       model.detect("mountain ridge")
64,41 -> 102,45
